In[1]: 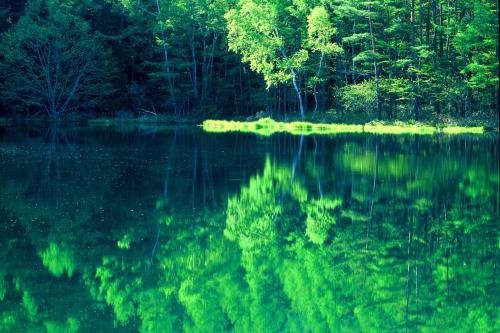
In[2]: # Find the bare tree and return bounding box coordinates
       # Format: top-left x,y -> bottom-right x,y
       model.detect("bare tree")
0,1 -> 116,117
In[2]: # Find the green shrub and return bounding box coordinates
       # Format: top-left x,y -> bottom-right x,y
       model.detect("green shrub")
338,80 -> 377,115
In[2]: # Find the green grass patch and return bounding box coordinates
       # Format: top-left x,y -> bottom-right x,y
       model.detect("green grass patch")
202,118 -> 363,136
441,126 -> 485,134
202,118 -> 485,136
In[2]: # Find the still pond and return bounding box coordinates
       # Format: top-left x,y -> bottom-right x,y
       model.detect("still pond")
0,125 -> 498,332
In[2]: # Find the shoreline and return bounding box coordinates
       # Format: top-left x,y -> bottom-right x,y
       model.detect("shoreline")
0,116 -> 496,135
202,118 -> 489,136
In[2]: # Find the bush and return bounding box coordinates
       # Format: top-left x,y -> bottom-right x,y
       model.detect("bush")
338,80 -> 377,115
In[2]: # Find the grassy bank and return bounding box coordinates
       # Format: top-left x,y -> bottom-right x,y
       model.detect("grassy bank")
202,118 -> 486,136
0,116 -> 491,136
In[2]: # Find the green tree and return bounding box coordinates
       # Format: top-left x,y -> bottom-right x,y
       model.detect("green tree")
225,0 -> 311,119
454,0 -> 499,112
0,0 -> 117,117
306,6 -> 341,114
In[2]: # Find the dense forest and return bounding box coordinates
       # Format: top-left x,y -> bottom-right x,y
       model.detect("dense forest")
0,0 -> 498,123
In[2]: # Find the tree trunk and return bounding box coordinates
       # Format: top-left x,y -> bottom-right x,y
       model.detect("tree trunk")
313,52 -> 324,116
367,8 -> 381,119
155,0 -> 177,113
275,28 -> 306,119
352,20 -> 357,83
291,70 -> 306,120
191,28 -> 199,101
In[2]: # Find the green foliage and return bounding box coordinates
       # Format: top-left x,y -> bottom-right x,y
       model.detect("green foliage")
39,243 -> 75,278
338,80 -> 378,115
306,6 -> 340,56
225,158 -> 308,249
304,198 -> 341,245
21,291 -> 38,318
454,0 -> 499,91
44,317 -> 80,333
225,0 -> 306,87
0,0 -> 498,123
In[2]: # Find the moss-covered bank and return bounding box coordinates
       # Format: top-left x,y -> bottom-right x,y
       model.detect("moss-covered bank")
202,118 -> 486,136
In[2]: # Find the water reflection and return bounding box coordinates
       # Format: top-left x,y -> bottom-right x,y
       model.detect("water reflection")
0,126 -> 498,332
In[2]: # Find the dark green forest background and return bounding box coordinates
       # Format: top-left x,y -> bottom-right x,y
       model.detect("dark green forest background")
0,0 -> 498,124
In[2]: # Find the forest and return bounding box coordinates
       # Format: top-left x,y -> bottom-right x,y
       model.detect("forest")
0,0 -> 498,125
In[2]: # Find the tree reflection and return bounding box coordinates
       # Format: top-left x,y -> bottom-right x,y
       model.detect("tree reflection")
0,130 -> 498,332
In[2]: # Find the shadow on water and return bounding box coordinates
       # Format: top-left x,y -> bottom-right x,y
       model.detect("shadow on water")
0,125 -> 498,332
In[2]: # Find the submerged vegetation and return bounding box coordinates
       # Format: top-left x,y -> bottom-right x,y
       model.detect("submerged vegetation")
202,118 -> 485,136
0,0 -> 498,126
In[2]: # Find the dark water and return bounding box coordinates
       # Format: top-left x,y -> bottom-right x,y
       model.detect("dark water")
0,125 -> 498,333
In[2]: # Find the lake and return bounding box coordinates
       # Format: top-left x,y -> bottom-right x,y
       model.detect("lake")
0,125 -> 498,332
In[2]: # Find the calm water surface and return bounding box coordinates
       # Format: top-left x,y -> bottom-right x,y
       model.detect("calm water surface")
0,125 -> 498,332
